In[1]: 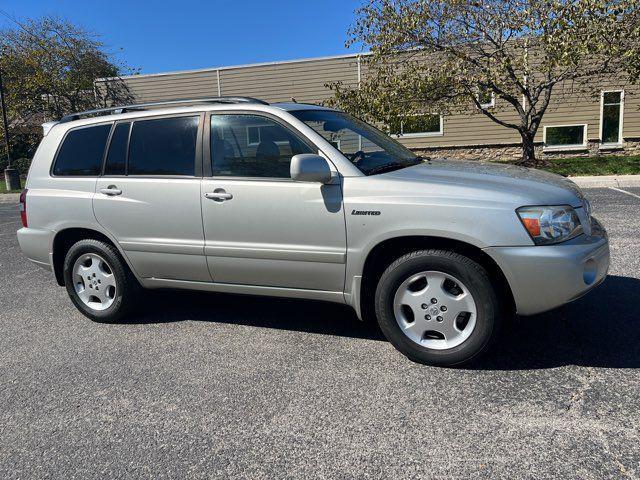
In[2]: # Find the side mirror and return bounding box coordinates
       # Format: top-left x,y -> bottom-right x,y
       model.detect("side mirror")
290,154 -> 333,184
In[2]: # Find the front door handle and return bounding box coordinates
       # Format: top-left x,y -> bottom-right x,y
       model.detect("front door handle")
100,186 -> 122,196
204,190 -> 233,202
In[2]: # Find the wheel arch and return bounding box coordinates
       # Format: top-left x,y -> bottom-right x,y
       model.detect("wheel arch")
357,235 -> 515,322
52,228 -> 134,286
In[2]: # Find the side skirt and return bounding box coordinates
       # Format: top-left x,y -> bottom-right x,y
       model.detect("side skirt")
139,277 -> 348,305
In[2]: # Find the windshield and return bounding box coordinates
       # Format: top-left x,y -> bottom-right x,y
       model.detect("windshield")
290,110 -> 421,175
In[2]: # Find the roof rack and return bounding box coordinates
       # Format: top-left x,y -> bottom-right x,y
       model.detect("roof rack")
59,96 -> 269,123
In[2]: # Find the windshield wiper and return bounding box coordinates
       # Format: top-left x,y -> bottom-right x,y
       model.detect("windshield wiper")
365,158 -> 423,176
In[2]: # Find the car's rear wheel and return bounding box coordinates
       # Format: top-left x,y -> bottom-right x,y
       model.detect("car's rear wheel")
63,239 -> 139,323
375,249 -> 501,366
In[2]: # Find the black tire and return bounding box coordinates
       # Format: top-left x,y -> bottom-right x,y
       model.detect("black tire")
375,249 -> 501,367
63,239 -> 140,323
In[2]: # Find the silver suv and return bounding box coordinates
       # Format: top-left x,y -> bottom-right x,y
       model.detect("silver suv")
17,97 -> 609,366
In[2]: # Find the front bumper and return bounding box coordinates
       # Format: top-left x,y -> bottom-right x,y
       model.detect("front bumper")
484,224 -> 610,316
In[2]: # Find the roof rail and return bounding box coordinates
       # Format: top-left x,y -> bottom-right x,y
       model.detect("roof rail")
59,96 -> 269,123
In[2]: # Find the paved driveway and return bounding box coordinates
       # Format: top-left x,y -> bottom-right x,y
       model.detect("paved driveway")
1,187 -> 639,479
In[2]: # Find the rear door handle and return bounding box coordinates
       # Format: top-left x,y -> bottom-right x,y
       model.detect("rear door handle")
204,191 -> 233,201
100,186 -> 122,196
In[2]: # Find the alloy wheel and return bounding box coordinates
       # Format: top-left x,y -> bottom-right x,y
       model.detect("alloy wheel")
72,253 -> 117,311
393,270 -> 477,350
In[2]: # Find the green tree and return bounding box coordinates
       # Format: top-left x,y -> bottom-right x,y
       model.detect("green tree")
328,0 -> 640,167
0,16 -> 134,170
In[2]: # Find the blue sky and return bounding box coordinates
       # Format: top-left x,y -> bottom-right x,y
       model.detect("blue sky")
0,0 -> 365,75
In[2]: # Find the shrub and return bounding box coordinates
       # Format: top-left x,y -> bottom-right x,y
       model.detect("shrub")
12,157 -> 32,176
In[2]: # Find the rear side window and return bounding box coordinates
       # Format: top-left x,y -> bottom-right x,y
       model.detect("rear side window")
53,124 -> 111,176
104,122 -> 130,175
128,116 -> 199,176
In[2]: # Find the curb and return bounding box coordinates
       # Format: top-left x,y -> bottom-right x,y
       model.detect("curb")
568,174 -> 640,188
0,193 -> 19,204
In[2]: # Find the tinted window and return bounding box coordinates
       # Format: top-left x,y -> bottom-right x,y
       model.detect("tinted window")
211,114 -> 313,178
53,124 -> 111,176
128,116 -> 199,176
104,122 -> 130,175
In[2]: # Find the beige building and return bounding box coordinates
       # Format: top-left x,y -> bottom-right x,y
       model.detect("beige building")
96,53 -> 640,161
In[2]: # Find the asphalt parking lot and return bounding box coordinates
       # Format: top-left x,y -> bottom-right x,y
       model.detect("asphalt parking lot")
1,187 -> 639,479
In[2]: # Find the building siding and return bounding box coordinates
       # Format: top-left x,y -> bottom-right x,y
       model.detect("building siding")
219,57 -> 359,104
98,53 -> 640,157
115,70 -> 220,101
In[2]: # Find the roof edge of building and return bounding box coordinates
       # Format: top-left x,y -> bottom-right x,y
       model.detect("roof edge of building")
96,51 -> 371,83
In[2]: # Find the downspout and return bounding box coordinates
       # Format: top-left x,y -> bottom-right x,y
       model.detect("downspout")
357,54 -> 362,151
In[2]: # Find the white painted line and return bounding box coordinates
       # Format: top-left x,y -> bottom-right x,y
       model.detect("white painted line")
609,186 -> 640,200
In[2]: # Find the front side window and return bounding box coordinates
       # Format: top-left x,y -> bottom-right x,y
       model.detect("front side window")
389,114 -> 443,136
601,91 -> 623,145
210,114 -> 313,178
128,116 -> 199,176
53,124 -> 111,176
291,110 -> 420,176
544,125 -> 587,148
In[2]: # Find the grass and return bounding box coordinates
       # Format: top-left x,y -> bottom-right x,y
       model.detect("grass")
542,155 -> 640,177
0,178 -> 25,194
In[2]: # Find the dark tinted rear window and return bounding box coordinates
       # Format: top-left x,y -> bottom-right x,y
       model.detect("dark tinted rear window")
53,124 -> 111,176
104,122 -> 130,175
128,116 -> 199,176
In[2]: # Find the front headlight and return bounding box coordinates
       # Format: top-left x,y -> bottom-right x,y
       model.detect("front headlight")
516,205 -> 583,245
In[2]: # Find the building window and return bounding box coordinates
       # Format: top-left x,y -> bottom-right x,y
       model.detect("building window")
477,86 -> 495,109
328,139 -> 341,150
543,124 -> 588,150
600,90 -> 624,147
389,114 -> 443,137
247,125 -> 261,146
246,124 -> 292,146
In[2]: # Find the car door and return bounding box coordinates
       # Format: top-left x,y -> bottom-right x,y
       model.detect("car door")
201,112 -> 346,292
93,113 -> 210,282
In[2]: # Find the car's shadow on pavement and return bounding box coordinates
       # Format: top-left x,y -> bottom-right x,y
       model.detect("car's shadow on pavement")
473,275 -> 640,370
131,288 -> 382,341
129,275 -> 640,369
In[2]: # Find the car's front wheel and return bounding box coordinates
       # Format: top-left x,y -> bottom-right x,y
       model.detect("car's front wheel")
63,239 -> 139,323
375,249 -> 502,366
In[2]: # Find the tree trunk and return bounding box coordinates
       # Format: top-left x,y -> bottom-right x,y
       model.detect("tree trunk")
516,131 -> 548,168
